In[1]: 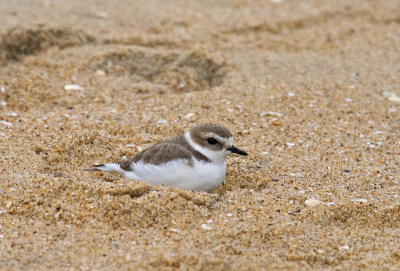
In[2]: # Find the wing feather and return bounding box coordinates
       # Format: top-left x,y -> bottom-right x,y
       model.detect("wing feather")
119,141 -> 192,171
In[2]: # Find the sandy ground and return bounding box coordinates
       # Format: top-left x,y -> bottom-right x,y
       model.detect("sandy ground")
1,0 -> 400,270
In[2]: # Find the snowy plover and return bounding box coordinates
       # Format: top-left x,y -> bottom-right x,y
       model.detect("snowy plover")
88,124 -> 248,192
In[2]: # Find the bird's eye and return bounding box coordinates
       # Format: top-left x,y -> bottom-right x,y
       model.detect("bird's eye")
207,137 -> 218,145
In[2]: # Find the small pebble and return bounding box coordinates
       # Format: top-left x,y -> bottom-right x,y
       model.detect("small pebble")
286,142 -> 295,148
157,119 -> 167,125
125,144 -> 135,147
64,84 -> 85,91
344,169 -> 351,173
260,111 -> 282,117
351,198 -> 367,203
95,12 -> 109,19
0,120 -> 13,127
270,118 -> 280,125
389,95 -> 400,102
368,143 -> 375,148
2,112 -> 18,117
184,113 -> 195,119
201,224 -> 212,230
305,199 -> 322,207
96,70 -> 106,76
383,92 -> 400,102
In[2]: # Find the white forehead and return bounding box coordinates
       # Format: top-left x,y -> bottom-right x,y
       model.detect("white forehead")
203,132 -> 233,146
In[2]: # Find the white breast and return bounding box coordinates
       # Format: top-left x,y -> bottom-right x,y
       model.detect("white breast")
123,159 -> 226,192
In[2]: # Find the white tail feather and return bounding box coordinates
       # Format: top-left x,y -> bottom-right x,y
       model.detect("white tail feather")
89,163 -> 122,173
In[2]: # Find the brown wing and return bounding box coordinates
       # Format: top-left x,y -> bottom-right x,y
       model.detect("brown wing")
119,141 -> 193,171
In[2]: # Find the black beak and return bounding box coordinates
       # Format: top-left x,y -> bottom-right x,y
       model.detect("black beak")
227,145 -> 248,156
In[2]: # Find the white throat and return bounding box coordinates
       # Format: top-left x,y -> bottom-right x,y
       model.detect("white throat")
184,132 -> 227,164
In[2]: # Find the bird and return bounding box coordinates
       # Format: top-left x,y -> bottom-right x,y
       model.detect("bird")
88,123 -> 248,192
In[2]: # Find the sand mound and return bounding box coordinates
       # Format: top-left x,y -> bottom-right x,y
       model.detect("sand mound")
0,25 -> 94,60
87,48 -> 225,93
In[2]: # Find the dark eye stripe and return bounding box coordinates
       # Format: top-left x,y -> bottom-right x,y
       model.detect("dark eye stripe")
207,137 -> 218,145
